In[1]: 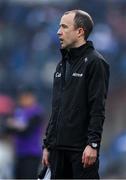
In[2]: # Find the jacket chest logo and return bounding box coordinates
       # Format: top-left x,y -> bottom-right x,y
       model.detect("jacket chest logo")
55,72 -> 61,78
72,73 -> 83,77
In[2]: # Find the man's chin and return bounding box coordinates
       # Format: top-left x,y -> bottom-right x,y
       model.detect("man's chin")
60,44 -> 67,49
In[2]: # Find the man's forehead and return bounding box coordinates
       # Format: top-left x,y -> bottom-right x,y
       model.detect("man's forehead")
60,12 -> 75,25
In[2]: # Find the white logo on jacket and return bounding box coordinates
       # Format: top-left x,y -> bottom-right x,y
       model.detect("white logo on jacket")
72,73 -> 83,77
84,57 -> 88,62
55,72 -> 61,77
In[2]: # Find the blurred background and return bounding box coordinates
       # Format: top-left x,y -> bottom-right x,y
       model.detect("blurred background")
0,0 -> 126,179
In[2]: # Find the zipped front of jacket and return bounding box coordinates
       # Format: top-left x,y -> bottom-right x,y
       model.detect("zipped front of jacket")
54,55 -> 88,150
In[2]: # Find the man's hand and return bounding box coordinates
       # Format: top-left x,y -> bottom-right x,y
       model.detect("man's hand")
42,148 -> 50,166
82,145 -> 97,168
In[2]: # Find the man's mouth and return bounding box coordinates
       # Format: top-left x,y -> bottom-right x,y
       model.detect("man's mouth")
59,38 -> 63,44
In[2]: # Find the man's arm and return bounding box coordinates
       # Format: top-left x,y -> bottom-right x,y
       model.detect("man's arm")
42,62 -> 62,149
82,58 -> 110,167
42,115 -> 53,149
87,58 -> 110,147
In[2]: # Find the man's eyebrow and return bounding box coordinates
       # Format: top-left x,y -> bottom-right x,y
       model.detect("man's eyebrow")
59,23 -> 68,27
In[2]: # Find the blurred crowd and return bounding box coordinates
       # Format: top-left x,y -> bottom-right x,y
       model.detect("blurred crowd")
0,0 -> 126,178
0,86 -> 46,179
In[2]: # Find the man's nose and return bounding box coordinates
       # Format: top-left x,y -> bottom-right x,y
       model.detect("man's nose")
57,28 -> 62,36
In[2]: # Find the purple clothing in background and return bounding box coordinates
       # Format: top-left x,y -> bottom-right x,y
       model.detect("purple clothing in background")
14,105 -> 44,157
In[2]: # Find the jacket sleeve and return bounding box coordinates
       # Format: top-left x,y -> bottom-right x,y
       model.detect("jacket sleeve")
86,58 -> 110,148
42,115 -> 53,149
42,62 -> 61,149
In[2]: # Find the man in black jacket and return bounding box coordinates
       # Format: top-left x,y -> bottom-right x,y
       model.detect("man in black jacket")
42,9 -> 110,179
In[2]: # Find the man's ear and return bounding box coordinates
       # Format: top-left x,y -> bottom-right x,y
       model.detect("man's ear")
78,27 -> 85,38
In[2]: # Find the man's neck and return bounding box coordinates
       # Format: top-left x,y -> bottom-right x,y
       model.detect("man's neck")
76,39 -> 87,48
68,39 -> 86,50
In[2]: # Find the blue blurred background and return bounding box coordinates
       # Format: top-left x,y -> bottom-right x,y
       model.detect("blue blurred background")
0,0 -> 126,178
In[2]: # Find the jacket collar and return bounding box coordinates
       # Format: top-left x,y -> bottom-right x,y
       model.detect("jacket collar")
60,41 -> 94,64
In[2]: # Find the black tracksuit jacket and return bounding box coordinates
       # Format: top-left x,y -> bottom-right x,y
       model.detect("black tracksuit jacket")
43,41 -> 110,151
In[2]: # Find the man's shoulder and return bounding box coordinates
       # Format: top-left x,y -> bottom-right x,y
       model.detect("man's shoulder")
86,49 -> 109,67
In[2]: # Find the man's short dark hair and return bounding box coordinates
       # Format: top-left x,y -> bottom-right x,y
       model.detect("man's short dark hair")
64,10 -> 94,40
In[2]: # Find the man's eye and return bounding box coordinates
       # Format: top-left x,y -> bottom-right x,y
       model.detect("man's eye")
61,25 -> 68,29
63,25 -> 68,28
